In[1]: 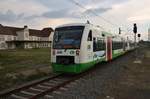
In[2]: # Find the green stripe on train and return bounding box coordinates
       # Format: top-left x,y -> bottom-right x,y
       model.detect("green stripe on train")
112,50 -> 125,59
52,57 -> 105,73
52,51 -> 126,74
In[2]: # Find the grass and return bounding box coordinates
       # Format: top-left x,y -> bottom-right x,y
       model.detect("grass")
145,51 -> 150,58
0,48 -> 51,91
0,48 -> 51,72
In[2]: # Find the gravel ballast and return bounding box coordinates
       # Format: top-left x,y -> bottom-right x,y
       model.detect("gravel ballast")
44,51 -> 136,99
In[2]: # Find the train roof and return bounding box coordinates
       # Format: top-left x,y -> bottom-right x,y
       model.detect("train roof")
102,31 -> 113,36
55,23 -> 121,37
55,23 -> 107,31
56,23 -> 87,28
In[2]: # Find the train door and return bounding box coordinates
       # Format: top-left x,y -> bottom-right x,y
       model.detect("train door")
86,30 -> 93,62
106,37 -> 112,61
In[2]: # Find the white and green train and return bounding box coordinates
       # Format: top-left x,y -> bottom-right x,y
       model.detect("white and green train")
51,23 -> 134,73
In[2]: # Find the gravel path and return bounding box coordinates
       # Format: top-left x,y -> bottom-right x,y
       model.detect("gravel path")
42,51 -> 136,99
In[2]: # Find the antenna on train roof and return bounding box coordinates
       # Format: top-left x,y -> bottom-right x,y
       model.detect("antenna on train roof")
87,20 -> 90,24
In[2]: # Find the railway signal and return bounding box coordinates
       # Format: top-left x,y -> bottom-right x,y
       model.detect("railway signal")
133,23 -> 141,63
133,23 -> 137,34
119,27 -> 121,34
138,34 -> 141,42
138,34 -> 141,37
133,23 -> 137,46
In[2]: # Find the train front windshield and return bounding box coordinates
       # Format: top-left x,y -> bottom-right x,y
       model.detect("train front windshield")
53,26 -> 85,49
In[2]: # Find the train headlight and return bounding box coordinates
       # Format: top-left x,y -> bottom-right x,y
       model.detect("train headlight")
76,49 -> 80,56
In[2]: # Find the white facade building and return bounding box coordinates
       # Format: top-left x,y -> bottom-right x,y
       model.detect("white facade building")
0,24 -> 53,50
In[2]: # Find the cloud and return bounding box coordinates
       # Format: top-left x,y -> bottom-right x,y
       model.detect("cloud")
0,0 -> 127,22
83,7 -> 112,15
42,8 -> 82,19
0,10 -> 25,22
128,15 -> 150,22
0,0 -> 149,40
42,9 -> 70,18
34,0 -> 73,9
0,0 -> 48,15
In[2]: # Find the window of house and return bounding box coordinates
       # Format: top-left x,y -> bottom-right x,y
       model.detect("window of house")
87,30 -> 92,41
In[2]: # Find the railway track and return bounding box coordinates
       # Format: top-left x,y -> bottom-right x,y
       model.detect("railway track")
0,51 -> 133,99
0,68 -> 95,99
0,74 -> 64,98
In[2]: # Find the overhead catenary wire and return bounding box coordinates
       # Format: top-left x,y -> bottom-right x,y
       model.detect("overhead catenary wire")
69,0 -> 119,28
68,0 -> 133,35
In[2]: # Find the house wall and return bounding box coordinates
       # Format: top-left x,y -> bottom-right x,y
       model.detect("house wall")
17,30 -> 25,41
0,26 -> 52,50
0,35 -> 17,49
29,36 -> 38,41
40,37 -> 49,41
24,28 -> 29,40
0,35 -> 7,49
49,32 -> 54,41
22,42 -> 51,49
16,27 -> 29,41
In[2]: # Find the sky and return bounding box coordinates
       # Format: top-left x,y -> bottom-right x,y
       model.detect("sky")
0,0 -> 150,40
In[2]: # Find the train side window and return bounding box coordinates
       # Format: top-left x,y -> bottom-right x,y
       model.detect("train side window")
112,41 -> 123,50
96,39 -> 105,51
87,30 -> 92,41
